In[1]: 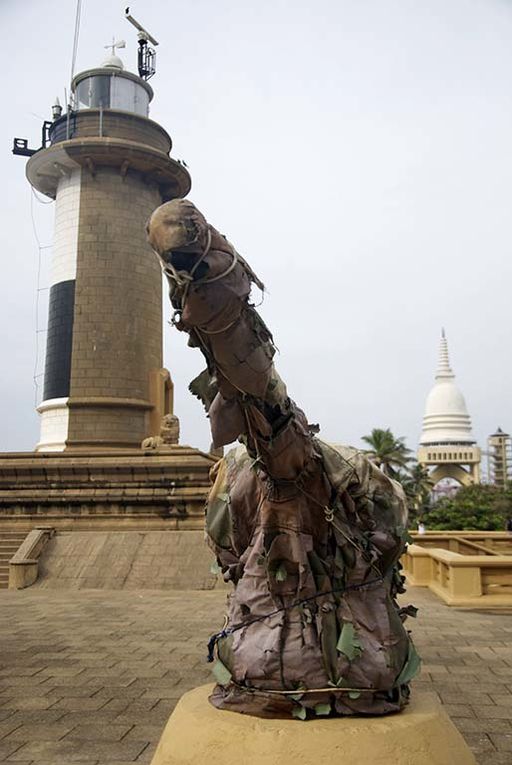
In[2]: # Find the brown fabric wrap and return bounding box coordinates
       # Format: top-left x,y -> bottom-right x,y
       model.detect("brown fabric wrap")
147,200 -> 418,719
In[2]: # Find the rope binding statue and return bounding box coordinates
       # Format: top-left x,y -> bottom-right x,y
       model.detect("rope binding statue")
146,199 -> 420,720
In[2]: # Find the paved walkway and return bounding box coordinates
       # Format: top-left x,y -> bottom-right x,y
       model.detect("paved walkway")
0,587 -> 510,764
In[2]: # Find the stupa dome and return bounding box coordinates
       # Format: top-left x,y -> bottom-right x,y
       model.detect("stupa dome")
419,330 -> 475,445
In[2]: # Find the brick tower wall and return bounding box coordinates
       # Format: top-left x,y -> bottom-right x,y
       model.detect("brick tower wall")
66,167 -> 163,449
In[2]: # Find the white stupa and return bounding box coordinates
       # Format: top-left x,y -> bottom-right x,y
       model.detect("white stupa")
417,331 -> 481,486
420,329 -> 475,445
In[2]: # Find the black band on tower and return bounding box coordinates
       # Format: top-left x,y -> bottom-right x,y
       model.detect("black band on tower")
43,279 -> 75,401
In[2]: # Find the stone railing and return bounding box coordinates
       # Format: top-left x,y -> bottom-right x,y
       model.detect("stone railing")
403,543 -> 512,607
410,531 -> 512,556
9,527 -> 55,590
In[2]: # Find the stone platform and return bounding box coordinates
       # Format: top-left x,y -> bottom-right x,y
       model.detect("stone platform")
0,587 -> 510,764
150,685 -> 475,765
0,447 -> 216,532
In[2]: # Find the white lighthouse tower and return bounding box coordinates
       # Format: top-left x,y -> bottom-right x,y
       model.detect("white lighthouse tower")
417,330 -> 481,486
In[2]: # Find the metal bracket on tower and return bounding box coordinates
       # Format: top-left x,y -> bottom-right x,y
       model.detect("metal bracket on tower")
125,7 -> 159,81
12,138 -> 36,157
12,121 -> 53,158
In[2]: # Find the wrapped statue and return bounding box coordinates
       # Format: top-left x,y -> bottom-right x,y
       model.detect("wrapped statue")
147,200 -> 420,719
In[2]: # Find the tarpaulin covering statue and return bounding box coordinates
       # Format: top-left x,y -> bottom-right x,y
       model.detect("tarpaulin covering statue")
147,199 -> 420,720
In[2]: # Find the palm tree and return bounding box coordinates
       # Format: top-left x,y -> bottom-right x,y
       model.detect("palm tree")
404,463 -> 434,500
397,462 -> 434,522
361,428 -> 412,477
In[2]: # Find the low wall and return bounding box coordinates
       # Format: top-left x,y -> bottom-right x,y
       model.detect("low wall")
410,531 -> 512,556
403,543 -> 512,607
35,530 -> 227,591
9,527 -> 54,589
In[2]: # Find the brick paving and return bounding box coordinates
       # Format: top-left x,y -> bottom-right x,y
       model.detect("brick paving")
0,587 -> 510,764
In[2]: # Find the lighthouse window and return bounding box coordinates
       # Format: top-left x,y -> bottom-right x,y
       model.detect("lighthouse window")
75,75 -> 150,116
76,76 -> 111,109
110,77 -> 149,116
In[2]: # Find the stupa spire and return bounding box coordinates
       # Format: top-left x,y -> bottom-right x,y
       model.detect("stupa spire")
436,328 -> 454,380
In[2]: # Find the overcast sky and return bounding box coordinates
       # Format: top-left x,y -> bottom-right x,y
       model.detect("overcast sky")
1,0 -> 511,459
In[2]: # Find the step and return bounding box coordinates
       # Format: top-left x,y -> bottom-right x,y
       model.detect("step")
0,537 -> 26,547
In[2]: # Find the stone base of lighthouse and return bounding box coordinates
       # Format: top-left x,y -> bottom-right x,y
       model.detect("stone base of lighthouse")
0,446 -> 215,532
0,445 -> 219,590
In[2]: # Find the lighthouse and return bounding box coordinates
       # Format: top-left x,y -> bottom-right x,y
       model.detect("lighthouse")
24,35 -> 190,451
2,16 -> 215,534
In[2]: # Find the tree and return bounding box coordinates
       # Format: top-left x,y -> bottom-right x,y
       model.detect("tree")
361,428 -> 412,477
397,463 -> 434,525
425,484 -> 512,531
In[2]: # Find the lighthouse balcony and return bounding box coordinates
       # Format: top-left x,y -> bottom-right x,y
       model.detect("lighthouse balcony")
26,118 -> 190,200
48,109 -> 172,154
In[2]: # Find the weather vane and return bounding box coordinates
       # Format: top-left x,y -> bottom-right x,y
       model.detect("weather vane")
104,37 -> 126,56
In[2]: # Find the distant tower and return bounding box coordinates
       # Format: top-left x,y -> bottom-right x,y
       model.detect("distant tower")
487,428 -> 511,488
25,51 -> 190,451
417,330 -> 481,486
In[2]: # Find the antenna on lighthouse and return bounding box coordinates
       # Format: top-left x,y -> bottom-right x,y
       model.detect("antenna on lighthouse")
125,7 -> 159,80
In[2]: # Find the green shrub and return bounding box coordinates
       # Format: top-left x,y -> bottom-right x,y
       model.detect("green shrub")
424,484 -> 512,531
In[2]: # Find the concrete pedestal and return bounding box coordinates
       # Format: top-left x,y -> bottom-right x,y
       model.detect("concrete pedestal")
150,684 -> 476,765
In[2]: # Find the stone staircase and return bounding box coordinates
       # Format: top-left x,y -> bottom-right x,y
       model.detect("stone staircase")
0,531 -> 27,589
